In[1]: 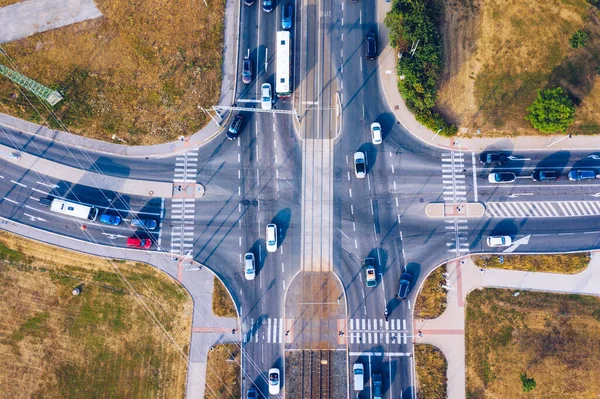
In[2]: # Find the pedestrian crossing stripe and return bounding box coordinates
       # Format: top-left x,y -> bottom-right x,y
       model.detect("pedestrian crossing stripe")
486,201 -> 600,218
344,318 -> 409,345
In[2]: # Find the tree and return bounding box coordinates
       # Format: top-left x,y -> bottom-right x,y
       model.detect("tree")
520,372 -> 537,392
525,87 -> 575,133
569,30 -> 589,48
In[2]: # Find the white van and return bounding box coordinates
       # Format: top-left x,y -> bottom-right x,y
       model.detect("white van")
266,223 -> 278,253
353,362 -> 364,391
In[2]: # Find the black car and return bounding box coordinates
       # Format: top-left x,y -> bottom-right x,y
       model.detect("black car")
478,152 -> 507,165
365,32 -> 377,59
396,272 -> 411,300
246,387 -> 257,399
262,0 -> 273,12
531,170 -> 559,181
242,58 -> 252,84
227,115 -> 243,140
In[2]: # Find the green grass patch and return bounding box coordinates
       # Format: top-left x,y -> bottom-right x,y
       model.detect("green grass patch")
415,344 -> 447,399
212,277 -> 237,317
414,264 -> 447,319
472,253 -> 590,274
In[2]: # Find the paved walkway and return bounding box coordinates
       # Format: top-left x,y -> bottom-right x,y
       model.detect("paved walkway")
0,0 -> 102,44
413,253 -> 600,399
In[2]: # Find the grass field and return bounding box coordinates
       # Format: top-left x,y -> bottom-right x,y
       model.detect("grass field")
0,231 -> 192,398
0,0 -> 225,144
0,0 -> 20,6
472,253 -> 590,274
204,343 -> 241,399
212,277 -> 237,317
415,344 -> 447,399
436,0 -> 600,137
414,264 -> 448,319
466,288 -> 600,398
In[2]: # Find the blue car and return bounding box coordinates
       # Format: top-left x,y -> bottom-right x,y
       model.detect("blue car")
99,214 -> 121,225
282,5 -> 292,29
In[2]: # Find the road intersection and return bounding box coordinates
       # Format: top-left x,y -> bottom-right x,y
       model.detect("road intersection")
1,0 -> 600,397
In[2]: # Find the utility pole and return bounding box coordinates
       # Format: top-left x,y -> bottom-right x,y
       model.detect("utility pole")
0,63 -> 63,106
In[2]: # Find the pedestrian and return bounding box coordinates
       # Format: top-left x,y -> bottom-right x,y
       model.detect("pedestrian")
232,329 -> 236,334
480,268 -> 485,274
418,330 -> 423,337
285,330 -> 290,336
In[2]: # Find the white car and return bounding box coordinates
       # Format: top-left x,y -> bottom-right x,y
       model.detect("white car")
244,252 -> 255,280
268,368 -> 280,395
266,223 -> 278,253
486,235 -> 512,247
370,122 -> 382,145
354,151 -> 366,179
261,83 -> 272,110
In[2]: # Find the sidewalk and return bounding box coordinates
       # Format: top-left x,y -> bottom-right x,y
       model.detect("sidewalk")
376,0 -> 600,152
0,0 -> 102,44
0,0 -> 240,158
413,252 -> 600,399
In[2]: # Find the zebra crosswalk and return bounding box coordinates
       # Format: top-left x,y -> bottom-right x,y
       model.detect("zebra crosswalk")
347,318 -> 409,345
487,201 -> 600,218
441,152 -> 471,255
244,317 -> 288,344
170,151 -> 198,255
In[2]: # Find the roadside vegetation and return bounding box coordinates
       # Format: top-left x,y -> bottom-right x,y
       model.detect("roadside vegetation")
385,0 -> 457,137
472,253 -> 589,274
414,264 -> 447,319
0,231 -> 192,398
0,0 -> 21,6
0,0 -> 225,144
205,343 -> 241,399
466,288 -> 600,397
415,344 -> 447,399
436,0 -> 600,137
212,277 -> 237,317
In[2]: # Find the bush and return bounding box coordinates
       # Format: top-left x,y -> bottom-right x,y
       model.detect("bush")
520,373 -> 536,392
525,87 -> 575,133
385,0 -> 456,136
569,30 -> 589,48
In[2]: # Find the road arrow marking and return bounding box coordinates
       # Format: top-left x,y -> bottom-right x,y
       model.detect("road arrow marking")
503,235 -> 531,253
591,193 -> 600,197
23,213 -> 46,222
586,155 -> 600,160
507,156 -> 531,161
102,233 -> 127,240
507,193 -> 534,198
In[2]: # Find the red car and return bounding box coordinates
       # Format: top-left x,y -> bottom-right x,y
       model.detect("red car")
126,237 -> 152,249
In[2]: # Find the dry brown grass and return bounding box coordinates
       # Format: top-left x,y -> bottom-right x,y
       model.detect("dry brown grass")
0,231 -> 192,398
466,288 -> 600,398
212,277 -> 236,317
204,343 -> 241,399
0,0 -> 21,6
436,0 -> 600,137
0,0 -> 225,144
414,264 -> 448,319
415,344 -> 447,399
472,253 -> 590,274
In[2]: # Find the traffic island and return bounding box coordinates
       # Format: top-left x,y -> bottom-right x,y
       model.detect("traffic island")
425,203 -> 485,218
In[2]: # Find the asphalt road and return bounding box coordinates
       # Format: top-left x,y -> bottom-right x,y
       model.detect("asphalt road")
2,0 -> 600,397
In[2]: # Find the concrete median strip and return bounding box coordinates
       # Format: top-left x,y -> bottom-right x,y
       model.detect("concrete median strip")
0,143 -> 173,198
425,202 -> 485,218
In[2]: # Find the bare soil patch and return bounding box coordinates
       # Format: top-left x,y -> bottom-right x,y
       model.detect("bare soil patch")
436,0 -> 600,137
0,0 -> 225,144
0,231 -> 192,398
466,288 -> 600,398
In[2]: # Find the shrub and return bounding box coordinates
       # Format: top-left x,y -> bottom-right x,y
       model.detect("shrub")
385,0 -> 456,137
520,372 -> 537,392
525,87 -> 575,133
570,30 -> 589,48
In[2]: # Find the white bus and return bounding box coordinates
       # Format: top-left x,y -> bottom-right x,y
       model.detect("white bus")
275,31 -> 292,97
49,199 -> 98,221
